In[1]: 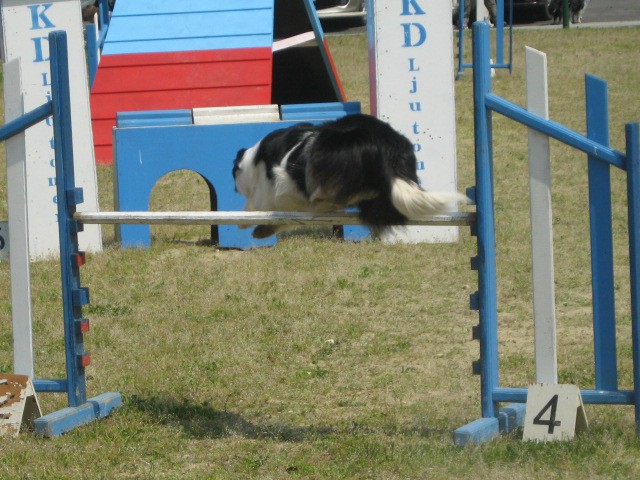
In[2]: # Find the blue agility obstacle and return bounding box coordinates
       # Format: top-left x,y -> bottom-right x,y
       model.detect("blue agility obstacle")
454,22 -> 640,445
112,102 -> 364,250
0,31 -> 121,437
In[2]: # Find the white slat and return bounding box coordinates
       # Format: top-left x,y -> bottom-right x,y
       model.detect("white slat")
192,105 -> 280,125
4,58 -> 35,377
272,31 -> 317,52
74,210 -> 475,227
526,46 -> 558,384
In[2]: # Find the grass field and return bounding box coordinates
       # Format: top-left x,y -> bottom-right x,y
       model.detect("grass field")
1,26 -> 640,478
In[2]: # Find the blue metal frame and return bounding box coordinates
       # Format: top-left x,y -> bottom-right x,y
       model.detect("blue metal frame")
471,26 -> 499,424
456,0 -> 513,78
625,123 -> 640,431
85,0 -> 111,87
455,22 -> 640,444
49,29 -> 88,409
586,75 -> 618,391
0,31 -> 120,436
86,23 -> 99,88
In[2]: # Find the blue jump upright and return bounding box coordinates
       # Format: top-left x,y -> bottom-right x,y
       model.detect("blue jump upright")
0,31 -> 121,437
454,22 -> 640,445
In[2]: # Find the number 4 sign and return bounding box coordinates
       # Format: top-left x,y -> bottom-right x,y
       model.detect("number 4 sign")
523,384 -> 589,442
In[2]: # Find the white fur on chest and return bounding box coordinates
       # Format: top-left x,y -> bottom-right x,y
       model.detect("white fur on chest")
237,141 -> 310,212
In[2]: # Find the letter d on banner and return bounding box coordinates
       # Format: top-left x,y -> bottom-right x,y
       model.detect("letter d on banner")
402,23 -> 427,47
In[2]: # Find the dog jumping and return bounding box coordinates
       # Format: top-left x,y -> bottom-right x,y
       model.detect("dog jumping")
232,114 -> 467,239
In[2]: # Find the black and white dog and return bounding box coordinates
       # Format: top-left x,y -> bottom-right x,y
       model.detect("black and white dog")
550,0 -> 588,24
232,114 -> 466,239
550,0 -> 563,23
570,0 -> 588,24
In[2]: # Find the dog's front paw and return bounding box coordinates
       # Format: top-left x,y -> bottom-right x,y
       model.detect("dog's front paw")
252,225 -> 276,239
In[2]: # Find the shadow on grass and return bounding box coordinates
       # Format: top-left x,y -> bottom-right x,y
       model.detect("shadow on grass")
126,394 -> 335,441
125,394 -> 441,441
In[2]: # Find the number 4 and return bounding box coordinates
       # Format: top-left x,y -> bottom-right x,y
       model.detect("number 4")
533,394 -> 562,434
523,384 -> 588,442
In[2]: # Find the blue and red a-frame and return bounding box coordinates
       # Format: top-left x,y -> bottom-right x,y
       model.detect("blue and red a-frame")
90,0 -> 346,164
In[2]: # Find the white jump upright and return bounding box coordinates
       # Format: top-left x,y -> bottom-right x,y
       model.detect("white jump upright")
526,47 -> 558,385
3,58 -> 35,377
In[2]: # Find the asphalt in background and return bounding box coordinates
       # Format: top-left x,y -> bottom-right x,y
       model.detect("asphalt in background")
582,1 -> 640,23
321,2 -> 640,35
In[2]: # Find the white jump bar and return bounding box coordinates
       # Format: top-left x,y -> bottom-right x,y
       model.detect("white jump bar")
74,211 -> 475,227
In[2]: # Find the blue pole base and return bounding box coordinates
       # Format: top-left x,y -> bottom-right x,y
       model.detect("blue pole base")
453,417 -> 499,446
33,392 -> 122,437
453,403 -> 527,446
498,403 -> 527,433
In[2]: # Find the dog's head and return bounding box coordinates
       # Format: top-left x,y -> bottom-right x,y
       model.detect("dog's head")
232,141 -> 269,211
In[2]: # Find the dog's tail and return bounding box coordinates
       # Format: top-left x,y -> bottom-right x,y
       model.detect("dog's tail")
390,178 -> 468,219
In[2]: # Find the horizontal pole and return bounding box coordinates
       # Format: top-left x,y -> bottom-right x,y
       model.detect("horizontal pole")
74,210 -> 475,227
0,101 -> 52,142
485,93 -> 626,170
493,387 -> 635,405
34,378 -> 68,393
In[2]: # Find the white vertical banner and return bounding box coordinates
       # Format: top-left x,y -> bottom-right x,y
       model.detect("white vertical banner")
368,0 -> 459,243
1,0 -> 102,260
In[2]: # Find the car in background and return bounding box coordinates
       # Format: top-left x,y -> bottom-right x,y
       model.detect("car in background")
452,0 -> 553,24
314,0 -> 367,24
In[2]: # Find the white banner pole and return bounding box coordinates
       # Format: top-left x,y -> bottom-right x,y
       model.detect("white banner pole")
367,0 -> 459,243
